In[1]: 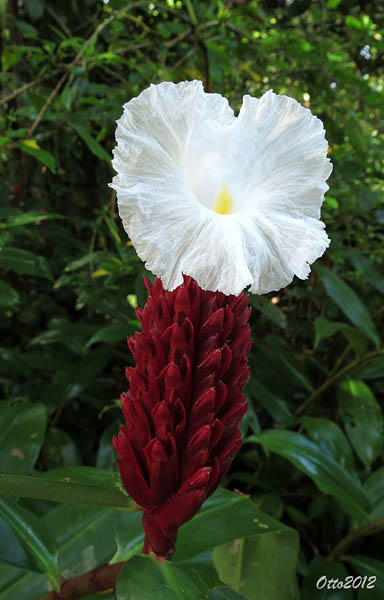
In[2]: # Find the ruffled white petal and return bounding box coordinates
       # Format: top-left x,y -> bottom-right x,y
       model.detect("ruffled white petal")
110,81 -> 332,295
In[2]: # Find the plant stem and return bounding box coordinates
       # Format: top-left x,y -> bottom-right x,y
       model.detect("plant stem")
40,562 -> 124,600
295,349 -> 384,416
184,0 -> 197,25
328,516 -> 384,561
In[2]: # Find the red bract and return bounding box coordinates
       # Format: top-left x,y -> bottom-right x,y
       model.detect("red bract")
113,275 -> 251,560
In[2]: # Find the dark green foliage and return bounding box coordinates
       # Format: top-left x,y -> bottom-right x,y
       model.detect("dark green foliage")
0,0 -> 383,598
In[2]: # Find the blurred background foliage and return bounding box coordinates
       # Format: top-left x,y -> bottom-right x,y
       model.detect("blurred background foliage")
0,0 -> 383,598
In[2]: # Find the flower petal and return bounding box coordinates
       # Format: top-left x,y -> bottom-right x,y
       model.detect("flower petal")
228,90 -> 332,293
111,82 -> 332,295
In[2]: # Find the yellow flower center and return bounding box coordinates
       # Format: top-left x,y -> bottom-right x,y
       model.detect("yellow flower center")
213,185 -> 234,215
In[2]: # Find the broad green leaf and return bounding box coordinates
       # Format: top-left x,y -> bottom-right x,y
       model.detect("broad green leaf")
0,280 -> 20,308
313,316 -> 349,349
85,322 -> 137,347
116,554 -> 213,600
0,504 -> 120,599
2,45 -> 28,70
349,249 -> 384,295
178,552 -> 223,589
0,231 -> 11,250
364,467 -> 384,519
302,557 -> 353,599
0,247 -> 53,279
338,380 -> 383,469
213,529 -> 298,600
42,428 -> 82,469
174,488 -> 293,563
208,588 -> 248,599
348,356 -> 384,380
17,141 -> 56,173
28,318 -> 97,353
301,417 -> 356,475
248,431 -> 370,518
246,377 -> 292,424
0,402 -> 47,474
114,488 -> 292,564
64,251 -> 103,272
248,295 -> 287,329
95,421 -> 120,471
342,555 -> 384,594
277,350 -> 313,392
315,264 -> 380,347
81,595 -> 115,600
0,467 -> 139,510
345,15 -> 364,30
342,328 -> 369,357
72,124 -> 111,162
111,512 -> 144,564
0,499 -> 60,591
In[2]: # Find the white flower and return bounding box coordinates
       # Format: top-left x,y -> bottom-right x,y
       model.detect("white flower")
110,80 -> 332,296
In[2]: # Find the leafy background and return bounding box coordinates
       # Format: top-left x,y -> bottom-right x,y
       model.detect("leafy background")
0,0 -> 383,598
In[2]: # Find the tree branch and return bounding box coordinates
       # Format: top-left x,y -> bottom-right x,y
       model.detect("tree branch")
26,1 -> 148,138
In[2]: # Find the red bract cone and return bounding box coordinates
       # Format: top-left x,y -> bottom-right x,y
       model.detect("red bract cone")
113,275 -> 251,561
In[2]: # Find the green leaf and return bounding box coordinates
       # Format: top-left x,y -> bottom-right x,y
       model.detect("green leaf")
364,467 -> 384,519
301,417 -> 356,476
116,554 -> 214,599
313,316 -> 349,349
17,141 -> 56,174
5,212 -> 64,227
1,45 -> 28,71
42,428 -> 82,469
345,15 -> 364,30
0,504 -> 120,599
348,356 -> 384,380
277,350 -> 313,392
315,264 -> 380,347
0,280 -> 20,308
85,322 -> 137,347
63,251 -> 102,272
176,488 -> 293,562
0,247 -> 53,280
248,295 -> 287,329
0,467 -> 139,510
338,380 -> 383,470
0,402 -> 47,474
0,499 -> 60,591
246,377 -> 292,423
248,431 -> 370,518
342,555 -> 384,594
349,249 -> 384,296
95,421 -> 120,471
72,124 -> 111,162
111,511 -> 144,564
208,588 -> 248,599
302,557 -> 353,599
114,488 -> 293,565
0,230 -> 11,250
213,530 -> 298,600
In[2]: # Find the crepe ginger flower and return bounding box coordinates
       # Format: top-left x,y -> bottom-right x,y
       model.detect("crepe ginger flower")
110,80 -> 332,296
113,276 -> 250,560
111,81 -> 332,561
